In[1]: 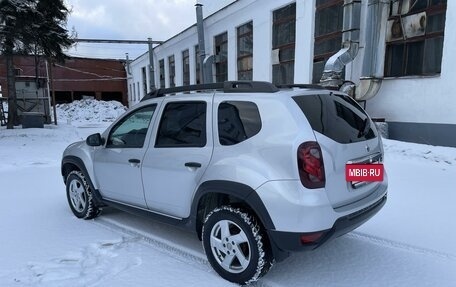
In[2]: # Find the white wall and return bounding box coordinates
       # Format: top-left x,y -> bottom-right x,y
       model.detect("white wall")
127,0 -> 456,127
127,0 -> 316,106
365,0 -> 456,125
128,52 -> 148,106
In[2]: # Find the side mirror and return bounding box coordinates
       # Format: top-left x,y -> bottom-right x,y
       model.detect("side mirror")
86,133 -> 104,147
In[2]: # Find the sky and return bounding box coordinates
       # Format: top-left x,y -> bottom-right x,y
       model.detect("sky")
64,0 -> 235,60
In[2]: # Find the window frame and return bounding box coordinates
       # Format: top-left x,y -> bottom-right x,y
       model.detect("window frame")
168,55 -> 176,88
214,32 -> 229,82
106,104 -> 157,149
194,44 -> 201,84
159,59 -> 165,88
272,3 -> 296,85
313,0 -> 344,83
237,21 -> 254,80
155,101 -> 208,148
217,100 -> 262,146
141,66 -> 148,96
384,0 -> 447,77
182,49 -> 190,86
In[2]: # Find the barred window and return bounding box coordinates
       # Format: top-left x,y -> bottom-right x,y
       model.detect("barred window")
313,0 -> 344,83
182,49 -> 190,86
141,66 -> 147,96
385,0 -> 447,77
215,32 -> 228,82
195,44 -> 201,84
168,55 -> 175,88
272,3 -> 296,85
159,59 -> 165,88
237,21 -> 253,80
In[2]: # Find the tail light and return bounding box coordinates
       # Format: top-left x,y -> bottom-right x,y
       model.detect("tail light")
297,141 -> 325,189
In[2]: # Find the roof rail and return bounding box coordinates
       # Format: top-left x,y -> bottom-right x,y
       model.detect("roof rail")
276,84 -> 326,90
141,81 -> 278,102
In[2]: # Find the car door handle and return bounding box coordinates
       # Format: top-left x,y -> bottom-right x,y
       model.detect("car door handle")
129,159 -> 141,164
185,162 -> 202,168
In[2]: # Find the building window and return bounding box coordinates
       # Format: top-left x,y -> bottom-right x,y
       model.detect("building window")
159,59 -> 165,88
142,66 -> 147,96
168,55 -> 176,88
182,49 -> 190,86
385,0 -> 447,77
313,0 -> 344,83
136,82 -> 140,101
195,44 -> 201,84
272,3 -> 296,85
214,32 -> 228,82
130,84 -> 134,102
237,21 -> 253,80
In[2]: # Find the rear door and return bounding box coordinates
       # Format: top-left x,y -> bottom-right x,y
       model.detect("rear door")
142,97 -> 213,218
293,92 -> 383,208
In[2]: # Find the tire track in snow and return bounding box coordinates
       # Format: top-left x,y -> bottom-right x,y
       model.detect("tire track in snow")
349,231 -> 456,261
95,217 -> 455,286
93,217 -> 280,287
93,217 -> 207,264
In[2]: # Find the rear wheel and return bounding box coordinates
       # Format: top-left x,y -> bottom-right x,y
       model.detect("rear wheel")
66,170 -> 100,219
202,206 -> 272,284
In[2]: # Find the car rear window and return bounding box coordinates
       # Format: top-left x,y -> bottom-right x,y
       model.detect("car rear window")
293,93 -> 376,143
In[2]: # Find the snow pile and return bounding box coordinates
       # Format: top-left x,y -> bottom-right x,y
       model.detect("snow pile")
56,99 -> 127,125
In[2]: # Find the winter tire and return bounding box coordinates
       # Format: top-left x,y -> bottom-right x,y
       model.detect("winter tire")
202,206 -> 272,285
66,170 -> 100,219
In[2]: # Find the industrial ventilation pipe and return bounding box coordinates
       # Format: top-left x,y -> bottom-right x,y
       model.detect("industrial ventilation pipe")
320,0 -> 390,101
355,0 -> 390,100
195,2 -> 206,84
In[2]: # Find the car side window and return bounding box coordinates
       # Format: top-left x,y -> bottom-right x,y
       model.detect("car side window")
218,101 -> 261,145
155,101 -> 207,148
106,105 -> 156,148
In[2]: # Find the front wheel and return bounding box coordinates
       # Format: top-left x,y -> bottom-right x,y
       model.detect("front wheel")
202,206 -> 272,284
66,170 -> 100,219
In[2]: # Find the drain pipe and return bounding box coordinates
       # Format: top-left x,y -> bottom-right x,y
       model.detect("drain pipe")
355,0 -> 390,101
148,37 -> 156,90
195,2 -> 206,84
320,0 -> 361,89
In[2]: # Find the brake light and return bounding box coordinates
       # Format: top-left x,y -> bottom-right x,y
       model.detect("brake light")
297,141 -> 325,189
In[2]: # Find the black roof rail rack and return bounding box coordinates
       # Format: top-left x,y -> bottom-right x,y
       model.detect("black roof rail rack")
141,81 -> 278,102
276,84 -> 326,90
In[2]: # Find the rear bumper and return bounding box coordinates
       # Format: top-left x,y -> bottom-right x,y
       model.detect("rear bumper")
268,194 -> 387,258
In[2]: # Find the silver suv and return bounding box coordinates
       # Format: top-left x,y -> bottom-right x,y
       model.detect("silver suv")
61,81 -> 387,284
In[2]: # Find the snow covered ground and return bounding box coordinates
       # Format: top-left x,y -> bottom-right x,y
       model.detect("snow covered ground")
0,100 -> 455,286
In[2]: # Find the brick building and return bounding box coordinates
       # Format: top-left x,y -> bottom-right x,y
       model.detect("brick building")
0,55 -> 128,106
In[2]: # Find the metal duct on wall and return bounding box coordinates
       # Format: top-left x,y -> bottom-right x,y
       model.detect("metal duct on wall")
355,0 -> 390,101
